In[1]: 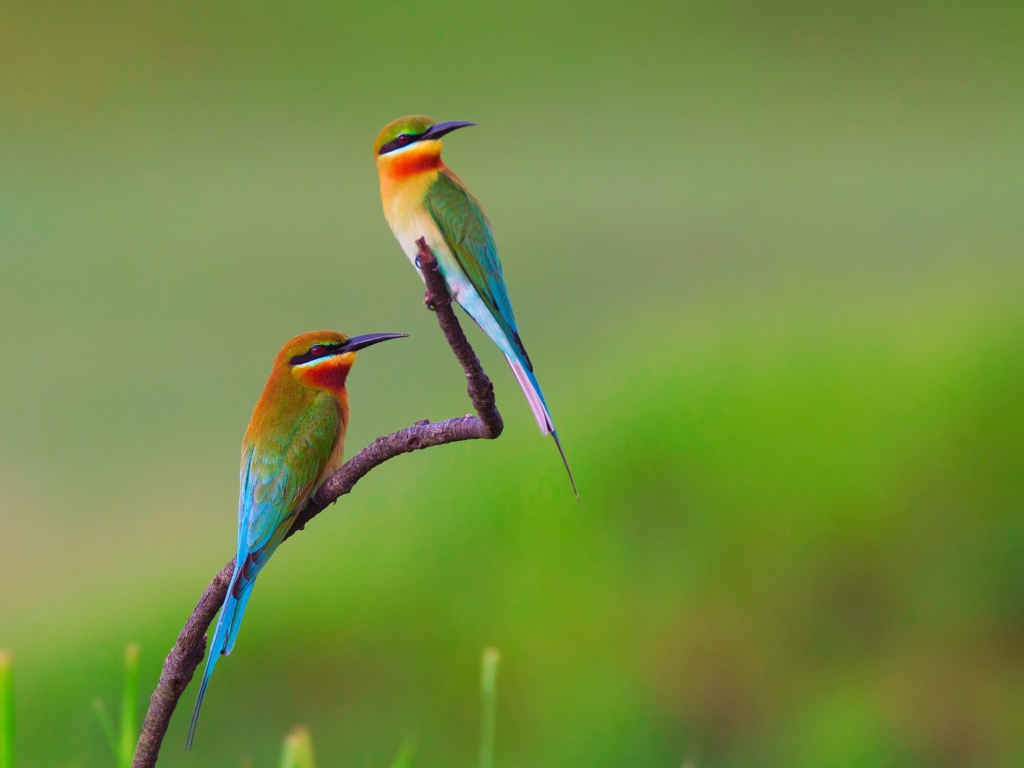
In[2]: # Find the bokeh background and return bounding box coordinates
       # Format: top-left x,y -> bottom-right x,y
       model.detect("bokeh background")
2,1 -> 1023,766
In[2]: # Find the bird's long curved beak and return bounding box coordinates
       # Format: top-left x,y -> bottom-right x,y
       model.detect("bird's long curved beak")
342,333 -> 408,353
421,120 -> 477,141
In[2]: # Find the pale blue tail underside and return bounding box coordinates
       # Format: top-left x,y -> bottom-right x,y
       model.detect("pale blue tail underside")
185,552 -> 258,750
451,278 -> 577,496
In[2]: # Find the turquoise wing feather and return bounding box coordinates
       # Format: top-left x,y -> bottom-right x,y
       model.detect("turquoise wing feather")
186,394 -> 339,749
424,170 -> 532,369
240,397 -> 339,572
423,167 -> 577,497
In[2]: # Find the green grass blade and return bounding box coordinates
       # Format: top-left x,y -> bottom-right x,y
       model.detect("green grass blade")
280,726 -> 315,768
91,698 -> 119,756
0,650 -> 13,768
479,647 -> 500,768
119,644 -> 139,768
388,737 -> 417,768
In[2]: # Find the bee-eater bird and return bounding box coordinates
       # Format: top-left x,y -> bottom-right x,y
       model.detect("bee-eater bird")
373,115 -> 576,496
186,329 -> 407,749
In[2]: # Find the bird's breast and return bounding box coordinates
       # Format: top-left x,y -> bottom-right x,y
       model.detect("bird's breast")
380,167 -> 436,228
381,175 -> 452,269
318,395 -> 348,485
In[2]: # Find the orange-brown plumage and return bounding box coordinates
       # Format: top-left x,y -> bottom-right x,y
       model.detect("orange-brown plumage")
243,330 -> 353,466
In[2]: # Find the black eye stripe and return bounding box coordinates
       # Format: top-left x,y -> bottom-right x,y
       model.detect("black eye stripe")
289,342 -> 345,366
378,131 -> 425,155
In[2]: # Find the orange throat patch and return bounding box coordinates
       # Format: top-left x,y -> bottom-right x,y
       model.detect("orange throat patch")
378,141 -> 443,183
297,355 -> 353,398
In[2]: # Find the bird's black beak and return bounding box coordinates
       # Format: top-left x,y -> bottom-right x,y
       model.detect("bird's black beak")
421,120 -> 477,141
341,333 -> 408,353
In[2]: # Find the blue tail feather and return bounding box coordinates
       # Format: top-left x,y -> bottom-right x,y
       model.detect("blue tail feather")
223,578 -> 255,655
185,566 -> 256,750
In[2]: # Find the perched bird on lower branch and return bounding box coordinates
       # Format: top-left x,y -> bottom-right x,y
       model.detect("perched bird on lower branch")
374,115 -> 577,497
186,330 -> 406,749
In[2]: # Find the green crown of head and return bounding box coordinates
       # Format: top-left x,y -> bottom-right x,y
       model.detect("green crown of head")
374,115 -> 435,154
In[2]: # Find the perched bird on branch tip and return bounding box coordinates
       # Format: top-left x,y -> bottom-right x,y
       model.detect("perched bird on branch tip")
186,330 -> 407,749
374,115 -> 577,497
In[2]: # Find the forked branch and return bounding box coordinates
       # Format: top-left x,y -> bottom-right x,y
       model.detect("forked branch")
132,239 -> 502,768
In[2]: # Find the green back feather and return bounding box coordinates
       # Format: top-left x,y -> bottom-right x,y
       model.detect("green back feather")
425,170 -> 530,368
243,391 -> 340,562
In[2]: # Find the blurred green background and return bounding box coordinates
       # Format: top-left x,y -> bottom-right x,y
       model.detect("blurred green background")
2,1 -> 1023,766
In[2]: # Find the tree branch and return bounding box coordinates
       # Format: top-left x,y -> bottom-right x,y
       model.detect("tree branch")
132,239 -> 502,768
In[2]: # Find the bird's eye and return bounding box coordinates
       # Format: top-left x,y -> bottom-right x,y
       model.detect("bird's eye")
308,344 -> 325,357
397,134 -> 410,144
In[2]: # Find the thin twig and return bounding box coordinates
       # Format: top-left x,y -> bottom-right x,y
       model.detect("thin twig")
132,240 -> 502,768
